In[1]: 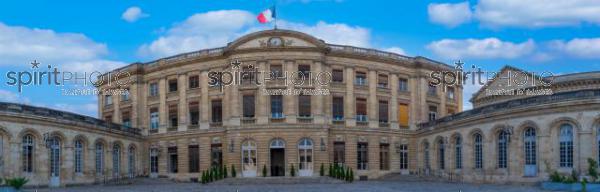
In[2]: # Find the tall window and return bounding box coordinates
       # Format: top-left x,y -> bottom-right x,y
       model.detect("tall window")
559,124 -> 574,168
455,137 -> 462,169
243,95 -> 256,118
332,69 -> 343,83
428,106 -> 437,121
474,134 -> 483,169
298,95 -> 311,117
150,108 -> 159,130
96,142 -> 104,175
378,100 -> 388,123
189,75 -> 199,89
377,74 -> 388,88
597,126 -> 600,162
122,111 -> 131,128
270,65 -> 283,79
357,143 -> 368,170
428,84 -> 437,96
104,95 -> 113,106
524,128 -> 536,169
22,134 -> 34,173
398,78 -> 408,92
399,144 -> 408,170
398,104 -> 409,127
128,146 -> 135,178
437,139 -> 445,170
113,144 -> 121,177
168,147 -> 178,173
150,148 -> 158,174
424,142 -> 430,170
333,142 -> 345,166
355,72 -> 367,86
189,102 -> 199,125
498,130 -> 509,169
149,83 -> 158,97
168,79 -> 178,92
211,144 -> 223,168
121,88 -> 130,101
298,65 -> 311,78
356,98 -> 368,122
74,140 -> 84,174
168,104 -> 178,128
446,87 -> 455,100
188,145 -> 199,173
211,100 -> 222,123
271,95 -> 283,118
380,144 -> 390,170
332,97 -> 344,121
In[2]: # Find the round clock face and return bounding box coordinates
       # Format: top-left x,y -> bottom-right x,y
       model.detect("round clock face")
269,37 -> 283,46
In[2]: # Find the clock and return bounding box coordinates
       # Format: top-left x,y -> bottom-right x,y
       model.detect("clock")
268,37 -> 283,47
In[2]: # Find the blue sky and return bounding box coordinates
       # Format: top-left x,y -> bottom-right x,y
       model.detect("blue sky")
1,0 -> 599,116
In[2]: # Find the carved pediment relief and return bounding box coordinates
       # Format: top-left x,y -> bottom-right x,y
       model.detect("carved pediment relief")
235,36 -> 316,49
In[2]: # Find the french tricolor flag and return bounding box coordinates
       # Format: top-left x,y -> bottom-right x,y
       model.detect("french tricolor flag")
257,6 -> 276,24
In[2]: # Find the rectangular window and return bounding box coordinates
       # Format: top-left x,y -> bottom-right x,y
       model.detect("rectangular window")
428,84 -> 437,96
356,98 -> 367,122
189,102 -> 199,125
169,104 -> 178,128
150,108 -> 159,130
398,78 -> 408,92
149,83 -> 158,97
428,106 -> 437,122
105,95 -> 113,106
332,69 -> 344,82
168,79 -> 178,92
447,87 -> 455,100
121,88 -> 130,101
332,97 -> 344,121
378,100 -> 388,123
122,111 -> 131,127
188,145 -> 199,173
211,144 -> 223,168
357,143 -> 368,170
271,95 -> 283,118
398,104 -> 409,127
168,147 -> 178,173
150,148 -> 158,173
270,65 -> 283,79
211,100 -> 222,123
189,75 -> 199,89
333,142 -> 345,166
298,95 -> 311,117
380,144 -> 390,170
377,74 -> 388,88
298,65 -> 311,78
355,72 -> 367,86
242,65 -> 254,83
243,95 -> 255,118
399,144 -> 408,170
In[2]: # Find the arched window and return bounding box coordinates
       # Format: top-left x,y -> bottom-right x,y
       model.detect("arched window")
241,140 -> 258,177
498,130 -> 509,168
0,134 -> 4,172
95,142 -> 104,175
437,139 -> 445,170
298,138 -> 314,176
524,127 -> 537,176
150,148 -> 158,174
424,142 -> 430,170
113,144 -> 121,177
49,137 -> 61,179
455,137 -> 462,169
559,124 -> 574,168
22,134 -> 34,172
128,146 -> 135,178
74,140 -> 84,174
597,125 -> 600,162
474,133 -> 483,169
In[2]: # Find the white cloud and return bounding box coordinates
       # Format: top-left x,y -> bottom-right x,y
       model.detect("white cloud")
138,10 -> 375,59
428,2 -> 472,27
427,38 -> 535,59
0,22 -> 126,72
0,89 -> 29,103
122,6 -> 149,22
475,0 -> 600,28
550,38 -> 600,59
384,47 -> 407,55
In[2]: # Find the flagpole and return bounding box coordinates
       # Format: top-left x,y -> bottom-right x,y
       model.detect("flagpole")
274,1 -> 277,30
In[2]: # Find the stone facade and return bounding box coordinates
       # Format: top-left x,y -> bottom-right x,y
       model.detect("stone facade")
0,29 -> 599,187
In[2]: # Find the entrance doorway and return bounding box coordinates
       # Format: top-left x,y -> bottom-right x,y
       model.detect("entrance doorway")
270,139 -> 285,176
242,140 -> 257,177
49,136 -> 61,187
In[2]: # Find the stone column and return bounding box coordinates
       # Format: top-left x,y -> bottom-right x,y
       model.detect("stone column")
130,83 -> 139,128
390,74 -> 399,129
440,86 -> 447,117
409,75 -> 420,130
368,70 -> 378,128
345,67 -> 356,127
200,71 -> 210,129
312,61 -> 325,124
284,60 -> 297,123
229,78 -> 241,126
113,93 -> 121,124
257,61 -> 269,124
159,78 -> 167,133
178,73 -> 188,131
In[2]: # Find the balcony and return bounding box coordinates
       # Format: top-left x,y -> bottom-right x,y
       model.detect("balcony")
332,116 -> 344,124
270,113 -> 285,123
356,115 -> 368,125
242,117 -> 256,124
297,116 -> 313,123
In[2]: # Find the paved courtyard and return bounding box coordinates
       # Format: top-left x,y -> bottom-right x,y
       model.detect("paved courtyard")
27,178 -> 552,192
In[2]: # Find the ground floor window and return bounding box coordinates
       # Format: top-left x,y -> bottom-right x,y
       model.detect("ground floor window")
357,143 -> 368,170
380,144 -> 389,170
211,144 -> 223,168
399,144 -> 408,170
189,145 -> 200,173
168,147 -> 178,173
150,148 -> 158,173
333,142 -> 345,166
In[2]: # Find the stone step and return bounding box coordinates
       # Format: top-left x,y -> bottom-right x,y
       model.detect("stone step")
209,176 -> 347,185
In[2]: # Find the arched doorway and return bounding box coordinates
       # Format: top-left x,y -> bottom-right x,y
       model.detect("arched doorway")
270,139 -> 285,176
241,140 -> 257,177
298,138 -> 313,176
49,136 -> 61,187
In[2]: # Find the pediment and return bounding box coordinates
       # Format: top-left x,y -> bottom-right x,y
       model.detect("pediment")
226,29 -> 327,51
235,36 -> 317,49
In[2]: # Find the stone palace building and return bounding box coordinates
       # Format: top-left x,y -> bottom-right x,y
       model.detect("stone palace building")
0,29 -> 599,187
